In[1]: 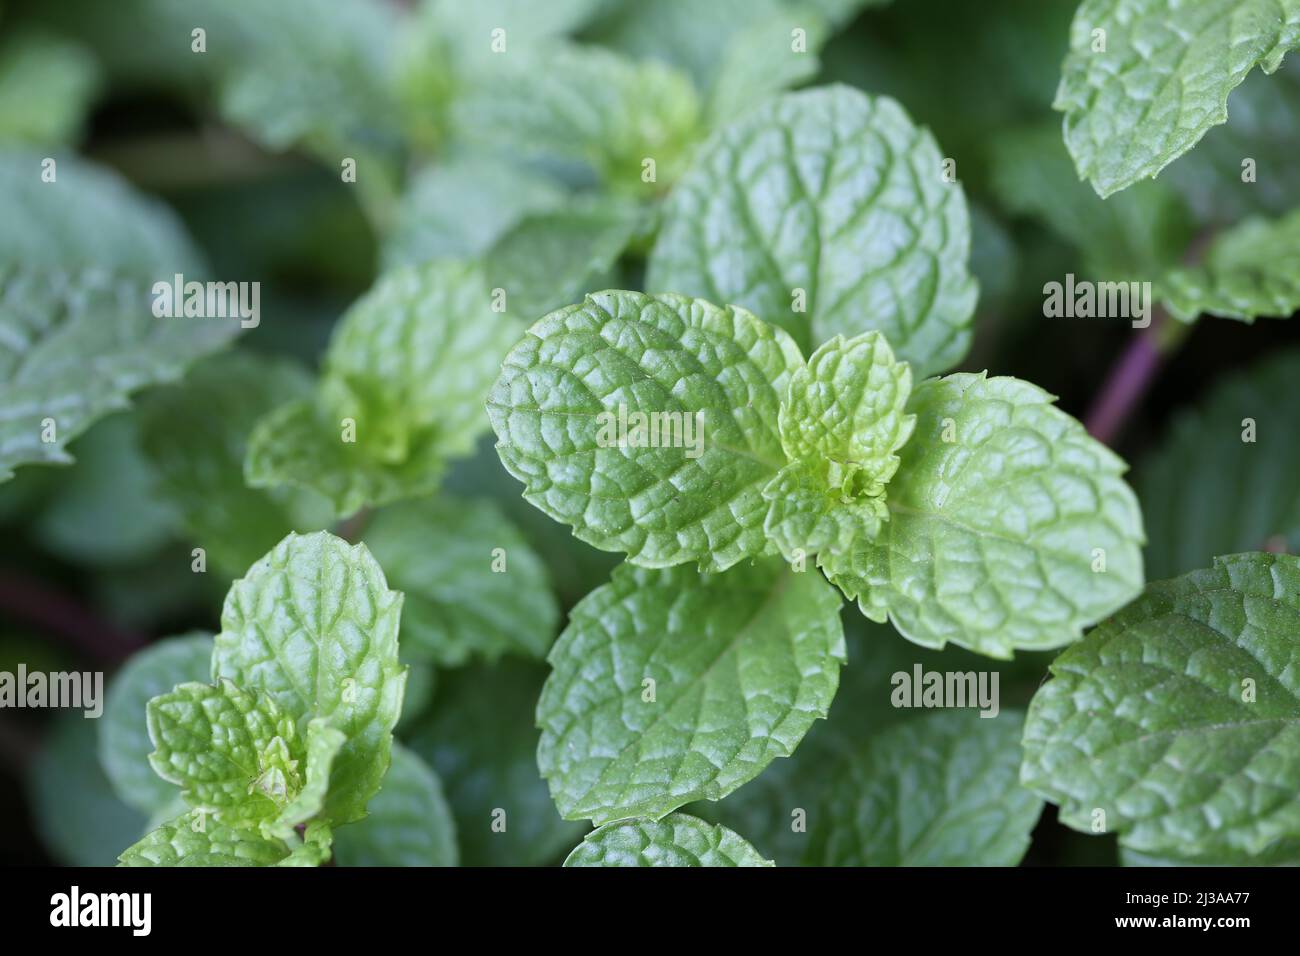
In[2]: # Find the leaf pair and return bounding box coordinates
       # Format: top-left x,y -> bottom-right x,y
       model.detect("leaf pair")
489,289 -> 1145,657
118,532 -> 409,866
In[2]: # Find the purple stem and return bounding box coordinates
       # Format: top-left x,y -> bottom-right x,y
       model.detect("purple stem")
0,572 -> 145,664
1084,317 -> 1165,447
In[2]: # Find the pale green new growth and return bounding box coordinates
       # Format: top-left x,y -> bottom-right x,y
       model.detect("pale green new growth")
119,811 -> 296,867
1056,0 -> 1300,197
1021,552 -> 1300,859
537,560 -> 844,824
488,290 -> 804,572
564,813 -> 774,867
1161,207 -> 1300,322
247,260 -> 520,516
212,532 -> 407,826
647,85 -> 977,373
807,710 -> 1043,865
147,679 -> 302,827
823,372 -> 1145,657
765,332 -> 915,558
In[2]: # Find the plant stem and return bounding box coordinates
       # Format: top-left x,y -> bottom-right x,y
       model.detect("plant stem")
335,507 -> 373,543
0,572 -> 145,664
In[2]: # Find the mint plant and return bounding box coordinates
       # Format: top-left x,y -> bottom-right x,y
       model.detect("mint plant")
7,0 -> 1300,871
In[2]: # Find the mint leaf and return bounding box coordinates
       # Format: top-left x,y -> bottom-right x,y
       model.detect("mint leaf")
564,813 -> 773,867
263,718 -> 347,839
764,332 -> 915,558
0,150 -> 233,481
484,196 -> 642,323
538,559 -> 844,824
646,86 -> 977,372
1056,0 -> 1300,197
100,633 -> 214,814
453,44 -> 700,193
420,0 -> 608,70
407,660 -> 586,866
1138,351 -> 1300,580
332,742 -> 458,867
0,31 -> 100,147
707,7 -> 829,127
119,810 -> 293,867
1161,207 -> 1300,322
1019,554 -> 1300,858
363,496 -> 558,666
1021,552 -> 1300,859
383,156 -> 564,268
139,351 -> 332,576
806,710 -> 1042,865
823,372 -> 1145,657
212,531 -> 407,825
249,261 -> 520,516
147,679 -> 303,827
488,291 -> 803,572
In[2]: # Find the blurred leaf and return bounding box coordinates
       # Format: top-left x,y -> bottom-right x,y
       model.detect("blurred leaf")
989,124 -> 1194,281
29,710 -> 148,866
0,150 -> 234,482
421,0 -> 609,71
405,659 -> 587,866
332,742 -> 458,866
138,351 -> 333,576
363,495 -> 558,667
0,30 -> 100,147
34,412 -> 179,565
706,6 -> 829,127
383,155 -> 565,269
483,194 -> 641,322
1137,350 -> 1300,580
806,709 -> 1042,865
451,44 -> 701,194
100,633 -> 214,814
1161,207 -> 1300,322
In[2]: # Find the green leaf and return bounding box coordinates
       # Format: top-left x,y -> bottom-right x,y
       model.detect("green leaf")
764,332 -> 914,558
564,813 -> 774,867
822,372 -> 1145,657
0,31 -> 100,146
488,290 -> 804,572
806,710 -> 1042,865
988,123 -> 1193,280
332,742 -> 458,867
263,718 -> 347,839
1056,0 -> 1300,197
0,150 -> 233,481
538,559 -> 844,824
452,44 -> 701,193
249,260 -> 520,516
363,495 -> 558,666
1138,351 -> 1300,580
405,660 -> 587,866
1021,552 -> 1300,859
647,85 -> 977,372
30,711 -> 148,867
706,7 -> 830,127
382,155 -> 564,268
147,679 -> 303,826
212,531 -> 407,826
421,0 -> 608,70
100,633 -> 214,814
1161,207 -> 1300,322
139,351 -> 332,576
33,411 -> 179,565
484,195 -> 642,323
119,810 -> 293,867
